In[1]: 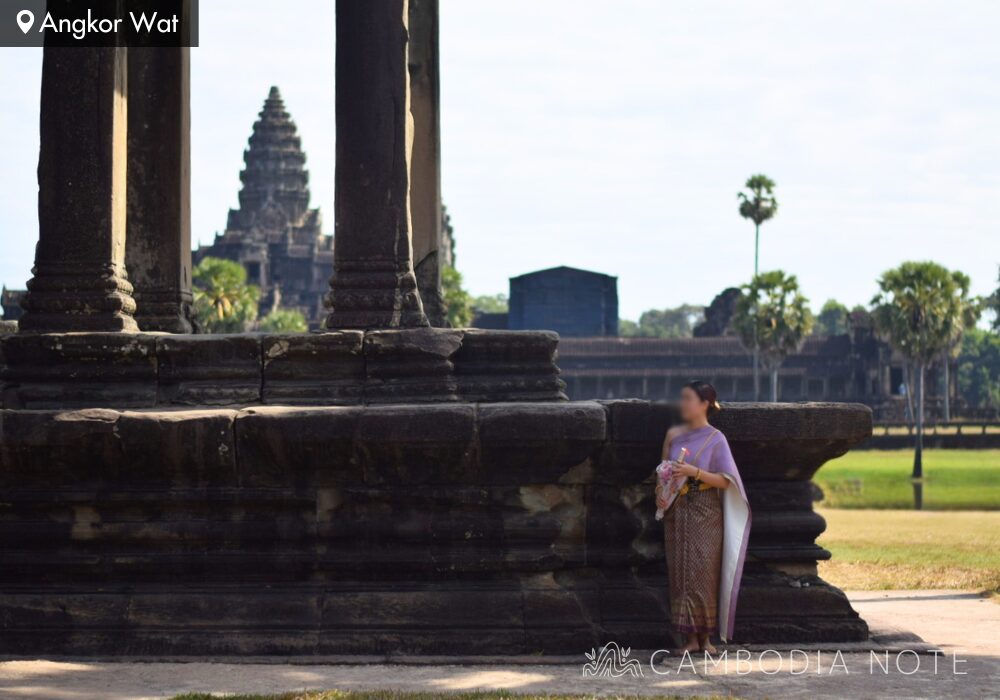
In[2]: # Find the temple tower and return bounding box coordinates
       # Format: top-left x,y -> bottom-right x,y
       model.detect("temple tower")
234,87 -> 314,230
195,87 -> 333,325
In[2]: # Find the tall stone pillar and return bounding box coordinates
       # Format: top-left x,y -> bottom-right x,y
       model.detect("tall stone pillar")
126,48 -> 194,333
408,0 -> 446,327
20,47 -> 138,333
326,0 -> 429,330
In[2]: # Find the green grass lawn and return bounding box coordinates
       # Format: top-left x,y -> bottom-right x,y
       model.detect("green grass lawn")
814,449 -> 1000,509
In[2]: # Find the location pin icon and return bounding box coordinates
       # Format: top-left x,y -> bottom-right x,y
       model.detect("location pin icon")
17,10 -> 34,35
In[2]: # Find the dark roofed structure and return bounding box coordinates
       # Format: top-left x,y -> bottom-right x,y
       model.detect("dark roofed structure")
194,87 -> 334,326
508,266 -> 618,337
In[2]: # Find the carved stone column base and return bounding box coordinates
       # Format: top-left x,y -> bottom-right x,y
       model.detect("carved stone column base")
365,328 -> 461,402
325,266 -> 429,330
133,289 -> 195,333
20,262 -> 138,333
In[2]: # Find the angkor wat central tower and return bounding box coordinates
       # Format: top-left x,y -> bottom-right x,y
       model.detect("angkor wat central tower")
195,87 -> 334,326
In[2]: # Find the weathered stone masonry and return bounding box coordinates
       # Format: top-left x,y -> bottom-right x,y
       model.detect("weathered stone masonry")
0,401 -> 869,655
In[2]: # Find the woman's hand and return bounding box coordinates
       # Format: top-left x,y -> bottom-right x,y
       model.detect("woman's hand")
654,484 -> 668,510
673,462 -> 701,479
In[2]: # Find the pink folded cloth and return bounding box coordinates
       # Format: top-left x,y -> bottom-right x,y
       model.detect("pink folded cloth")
654,446 -> 689,520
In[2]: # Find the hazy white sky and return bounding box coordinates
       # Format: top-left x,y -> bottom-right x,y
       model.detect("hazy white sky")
1,0 -> 997,320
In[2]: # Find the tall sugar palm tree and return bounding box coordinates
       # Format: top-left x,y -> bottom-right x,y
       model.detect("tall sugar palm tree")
871,262 -> 980,508
738,174 -> 779,399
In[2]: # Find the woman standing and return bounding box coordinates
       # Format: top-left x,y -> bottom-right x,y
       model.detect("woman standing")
655,380 -> 751,654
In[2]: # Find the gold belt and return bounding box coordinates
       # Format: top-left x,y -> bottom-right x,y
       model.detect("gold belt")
678,481 -> 713,496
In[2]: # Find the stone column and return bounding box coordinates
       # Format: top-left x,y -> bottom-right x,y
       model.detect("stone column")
126,48 -> 194,333
325,0 -> 429,330
20,47 -> 138,333
408,0 -> 446,327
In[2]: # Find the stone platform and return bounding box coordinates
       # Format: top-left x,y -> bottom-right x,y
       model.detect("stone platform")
0,399 -> 871,655
0,329 -> 565,408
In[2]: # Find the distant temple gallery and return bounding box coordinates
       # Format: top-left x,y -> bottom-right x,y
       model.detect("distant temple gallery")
473,265 -> 952,419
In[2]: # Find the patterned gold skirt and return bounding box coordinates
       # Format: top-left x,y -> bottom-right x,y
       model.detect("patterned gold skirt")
663,484 -> 723,635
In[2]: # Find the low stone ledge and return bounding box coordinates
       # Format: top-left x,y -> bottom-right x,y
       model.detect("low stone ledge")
0,407 -> 122,487
0,329 -> 566,408
116,410 -> 239,487
479,401 -> 607,443
357,404 -> 477,485
0,333 -> 157,408
157,335 -> 261,406
363,329 -> 462,403
454,330 -> 565,402
0,399 -> 873,649
0,407 -> 238,488
600,400 -> 873,482
234,406 -> 362,487
262,332 -> 365,405
478,402 -> 607,484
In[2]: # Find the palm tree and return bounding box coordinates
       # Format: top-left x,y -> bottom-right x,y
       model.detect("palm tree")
732,271 -> 814,402
738,174 -> 779,276
871,262 -> 980,507
192,257 -> 260,333
738,174 -> 779,399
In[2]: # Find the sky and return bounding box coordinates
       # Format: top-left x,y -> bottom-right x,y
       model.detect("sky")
1,0 -> 998,321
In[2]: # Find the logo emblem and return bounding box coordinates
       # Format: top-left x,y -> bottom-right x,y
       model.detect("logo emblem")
582,641 -> 645,678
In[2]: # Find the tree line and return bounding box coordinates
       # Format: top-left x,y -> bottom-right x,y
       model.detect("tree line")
731,175 -> 993,506
615,176 -> 998,421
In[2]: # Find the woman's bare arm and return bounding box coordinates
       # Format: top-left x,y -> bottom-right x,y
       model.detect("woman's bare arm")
661,426 -> 684,460
698,469 -> 730,489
